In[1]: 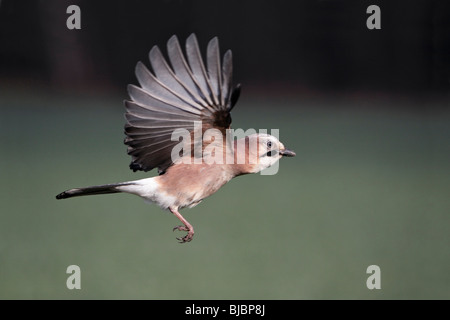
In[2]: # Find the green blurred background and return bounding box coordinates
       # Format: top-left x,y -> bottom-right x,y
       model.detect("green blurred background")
0,0 -> 449,299
1,90 -> 449,299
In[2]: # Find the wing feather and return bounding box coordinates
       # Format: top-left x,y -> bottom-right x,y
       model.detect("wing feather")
207,37 -> 222,106
185,34 -> 218,106
124,34 -> 241,173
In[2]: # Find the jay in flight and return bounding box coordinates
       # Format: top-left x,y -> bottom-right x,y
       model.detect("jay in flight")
56,34 -> 295,243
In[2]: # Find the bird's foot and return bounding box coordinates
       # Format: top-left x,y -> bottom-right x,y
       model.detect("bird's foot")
173,225 -> 194,243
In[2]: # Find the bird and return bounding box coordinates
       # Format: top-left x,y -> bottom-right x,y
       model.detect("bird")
56,34 -> 295,243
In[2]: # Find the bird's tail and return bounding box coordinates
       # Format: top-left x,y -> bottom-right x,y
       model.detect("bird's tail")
55,182 -> 136,200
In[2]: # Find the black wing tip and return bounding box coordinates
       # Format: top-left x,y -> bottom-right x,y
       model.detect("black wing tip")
130,161 -> 151,172
129,162 -> 141,172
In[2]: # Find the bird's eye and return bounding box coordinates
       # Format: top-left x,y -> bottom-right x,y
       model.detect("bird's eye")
267,141 -> 272,149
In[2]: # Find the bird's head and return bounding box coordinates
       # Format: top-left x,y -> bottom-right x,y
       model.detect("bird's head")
240,133 -> 295,174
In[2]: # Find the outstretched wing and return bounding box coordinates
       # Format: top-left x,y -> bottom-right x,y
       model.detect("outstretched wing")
124,34 -> 241,173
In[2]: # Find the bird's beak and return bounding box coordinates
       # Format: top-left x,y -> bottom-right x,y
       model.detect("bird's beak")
280,148 -> 296,157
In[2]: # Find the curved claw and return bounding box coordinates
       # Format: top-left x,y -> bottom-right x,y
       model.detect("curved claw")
173,225 -> 194,243
176,234 -> 194,243
169,207 -> 194,243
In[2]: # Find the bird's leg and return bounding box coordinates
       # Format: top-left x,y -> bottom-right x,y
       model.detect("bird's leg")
170,207 -> 194,243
